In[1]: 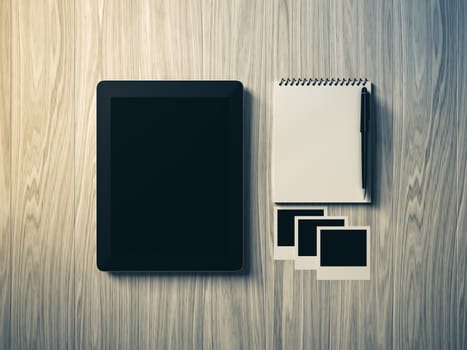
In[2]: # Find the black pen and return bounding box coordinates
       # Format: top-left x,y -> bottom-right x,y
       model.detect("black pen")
360,87 -> 369,197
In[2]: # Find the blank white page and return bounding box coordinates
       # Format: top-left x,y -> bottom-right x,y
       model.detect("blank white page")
272,80 -> 371,203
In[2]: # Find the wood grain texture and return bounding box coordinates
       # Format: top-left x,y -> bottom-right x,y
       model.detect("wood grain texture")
271,1 -> 332,349
10,0 -> 75,348
2,0 -> 465,349
428,1 -> 458,346
0,0 -> 11,349
326,0 -> 395,348
458,0 -> 467,348
326,2 -> 369,349
393,0 -> 458,348
75,2 -> 149,349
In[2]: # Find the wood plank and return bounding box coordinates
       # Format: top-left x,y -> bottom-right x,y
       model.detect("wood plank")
74,0 -> 107,348
359,1 -> 395,348
74,1 -> 151,349
270,1 -> 302,348
260,3 -> 276,350
327,2 -> 364,348
270,1 -> 333,349
458,0 -> 467,348
10,0 -> 75,348
427,1 -> 458,346
327,0 -> 395,348
392,0 -> 458,348
0,0 -> 11,349
326,1 -> 380,348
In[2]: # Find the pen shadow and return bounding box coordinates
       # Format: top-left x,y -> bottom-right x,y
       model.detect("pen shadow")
367,84 -> 388,208
109,89 -> 254,279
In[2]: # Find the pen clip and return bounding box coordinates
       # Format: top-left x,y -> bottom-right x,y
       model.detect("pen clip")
361,87 -> 369,132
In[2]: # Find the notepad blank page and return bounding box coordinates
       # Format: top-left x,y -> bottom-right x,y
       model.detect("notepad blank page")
272,82 -> 371,203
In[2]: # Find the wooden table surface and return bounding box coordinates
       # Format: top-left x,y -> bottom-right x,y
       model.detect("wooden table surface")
0,0 -> 466,349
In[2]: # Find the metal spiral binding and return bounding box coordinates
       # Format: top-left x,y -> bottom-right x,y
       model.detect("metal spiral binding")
278,78 -> 368,86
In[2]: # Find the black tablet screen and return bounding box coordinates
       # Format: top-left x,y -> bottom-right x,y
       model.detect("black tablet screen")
111,97 -> 230,256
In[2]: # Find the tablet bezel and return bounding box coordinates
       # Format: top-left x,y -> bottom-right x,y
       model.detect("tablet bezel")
96,80 -> 244,271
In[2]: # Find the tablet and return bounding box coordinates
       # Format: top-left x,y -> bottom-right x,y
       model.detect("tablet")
97,81 -> 244,271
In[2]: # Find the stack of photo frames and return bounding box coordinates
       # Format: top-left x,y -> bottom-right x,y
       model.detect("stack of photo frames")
273,206 -> 370,280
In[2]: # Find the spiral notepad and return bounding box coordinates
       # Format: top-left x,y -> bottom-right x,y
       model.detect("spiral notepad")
272,78 -> 372,203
